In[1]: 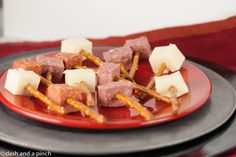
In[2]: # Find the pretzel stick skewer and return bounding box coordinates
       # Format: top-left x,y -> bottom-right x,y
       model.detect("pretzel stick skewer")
140,63 -> 167,99
115,93 -> 153,120
46,71 -> 53,82
79,81 -> 95,106
129,51 -> 140,79
169,86 -> 179,115
66,98 -> 105,123
41,74 -> 105,123
25,84 -> 65,115
80,50 -> 103,66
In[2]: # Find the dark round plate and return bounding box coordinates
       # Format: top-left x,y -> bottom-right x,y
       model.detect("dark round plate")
0,47 -> 211,129
0,48 -> 235,155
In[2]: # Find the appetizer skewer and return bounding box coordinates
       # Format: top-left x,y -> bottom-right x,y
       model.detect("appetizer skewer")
77,47 -> 171,104
42,73 -> 105,123
4,69 -> 65,115
124,36 -> 152,79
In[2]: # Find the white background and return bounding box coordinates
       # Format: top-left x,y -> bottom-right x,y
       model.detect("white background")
2,0 -> 236,41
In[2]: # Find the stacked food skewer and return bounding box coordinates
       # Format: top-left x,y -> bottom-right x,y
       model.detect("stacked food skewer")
4,36 -> 189,123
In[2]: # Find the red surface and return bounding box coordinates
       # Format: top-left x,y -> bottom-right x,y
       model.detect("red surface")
0,48 -> 212,129
1,16 -> 236,72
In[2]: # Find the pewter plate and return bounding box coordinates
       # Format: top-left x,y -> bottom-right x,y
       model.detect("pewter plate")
0,48 -> 235,155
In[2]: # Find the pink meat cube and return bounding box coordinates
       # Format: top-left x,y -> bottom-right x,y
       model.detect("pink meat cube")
54,52 -> 83,69
98,81 -> 133,107
97,62 -> 120,85
124,36 -> 151,59
47,84 -> 82,106
103,47 -> 133,70
36,55 -> 64,82
12,58 -> 42,74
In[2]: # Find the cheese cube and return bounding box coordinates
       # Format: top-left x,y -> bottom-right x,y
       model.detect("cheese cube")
64,69 -> 96,92
4,68 -> 40,96
61,37 -> 92,54
154,71 -> 189,97
149,44 -> 185,73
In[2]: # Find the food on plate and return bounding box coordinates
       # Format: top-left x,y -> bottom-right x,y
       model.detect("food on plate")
61,37 -> 93,54
141,44 -> 186,98
5,68 -> 65,114
154,71 -> 189,98
36,55 -> 64,83
64,69 -> 97,92
12,58 -> 42,74
5,68 -> 41,96
98,81 -> 153,120
97,81 -> 133,107
149,44 -> 185,73
46,84 -> 82,106
124,36 -> 151,79
103,47 -> 133,70
54,52 -> 83,69
97,62 -> 120,85
4,36 -> 191,124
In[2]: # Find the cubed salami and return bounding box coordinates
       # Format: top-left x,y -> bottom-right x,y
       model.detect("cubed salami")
97,81 -> 133,107
36,55 -> 64,82
47,84 -> 82,106
103,47 -> 133,70
124,36 -> 151,59
54,52 -> 83,69
12,58 -> 42,74
97,62 -> 120,85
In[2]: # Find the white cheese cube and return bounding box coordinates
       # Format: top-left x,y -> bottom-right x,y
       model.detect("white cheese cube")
64,69 -> 96,92
4,68 -> 40,96
154,71 -> 189,97
61,37 -> 93,54
149,44 -> 185,73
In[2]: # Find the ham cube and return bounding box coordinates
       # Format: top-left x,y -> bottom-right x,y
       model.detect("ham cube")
5,68 -> 40,96
149,44 -> 185,73
103,47 -> 133,70
54,52 -> 83,69
98,81 -> 133,107
64,69 -> 96,92
154,71 -> 189,97
36,55 -> 64,82
124,36 -> 151,59
12,58 -> 42,74
46,84 -> 82,106
97,62 -> 120,85
61,37 -> 92,54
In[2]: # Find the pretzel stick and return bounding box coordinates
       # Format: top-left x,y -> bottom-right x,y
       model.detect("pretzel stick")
169,86 -> 179,115
80,50 -> 103,66
129,51 -> 140,79
73,65 -> 87,69
46,71 -> 53,82
115,93 -> 153,120
140,63 -> 167,99
39,75 -> 103,122
39,75 -> 53,86
25,84 -> 65,115
79,81 -> 95,106
66,98 -> 105,123
120,63 -> 129,77
116,77 -> 171,104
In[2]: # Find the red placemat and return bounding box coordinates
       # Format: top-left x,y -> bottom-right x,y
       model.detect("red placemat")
1,16 -> 236,72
